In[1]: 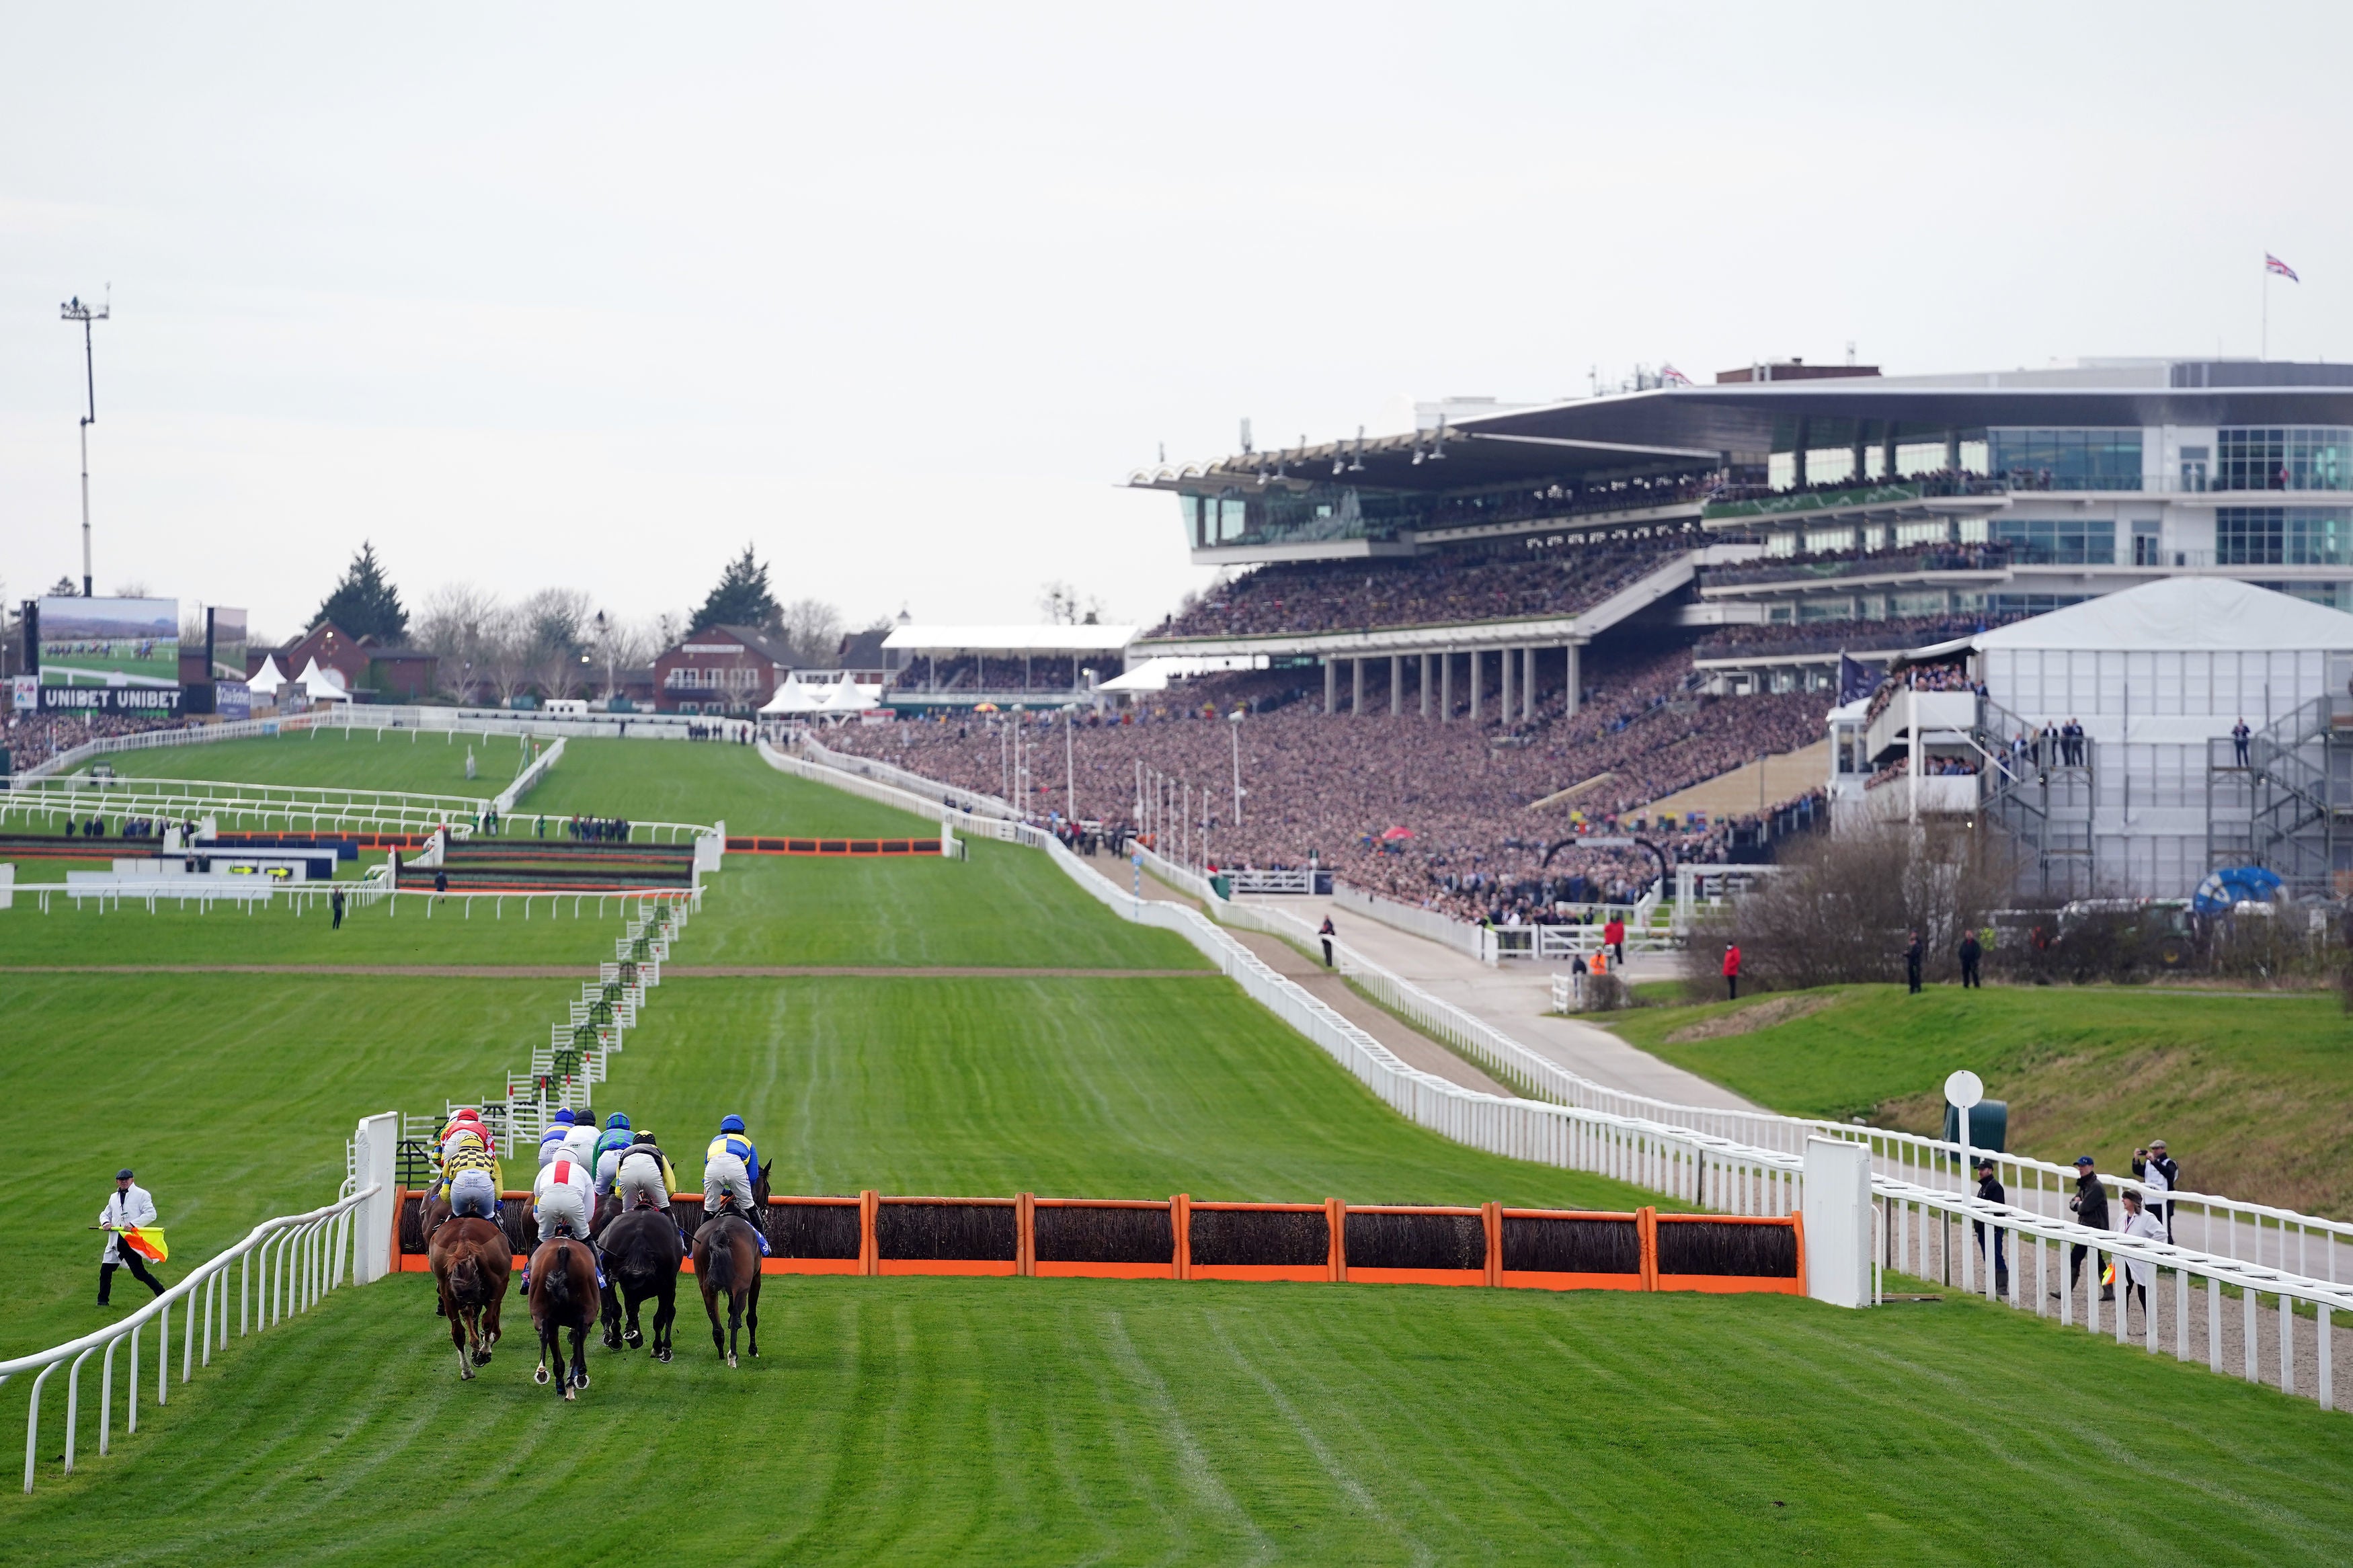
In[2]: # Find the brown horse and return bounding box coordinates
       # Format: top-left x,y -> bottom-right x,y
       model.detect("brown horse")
427,1216 -> 510,1378
691,1159 -> 769,1367
527,1235 -> 600,1400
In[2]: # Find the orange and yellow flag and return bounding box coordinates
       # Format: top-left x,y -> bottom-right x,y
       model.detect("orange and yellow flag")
122,1227 -> 167,1264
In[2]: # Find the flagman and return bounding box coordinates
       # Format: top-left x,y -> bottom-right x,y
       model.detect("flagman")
97,1167 -> 167,1307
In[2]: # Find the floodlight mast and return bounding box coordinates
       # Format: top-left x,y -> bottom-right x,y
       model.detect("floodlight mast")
61,290 -> 110,597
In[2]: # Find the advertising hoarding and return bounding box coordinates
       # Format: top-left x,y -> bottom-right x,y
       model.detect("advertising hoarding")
215,680 -> 253,720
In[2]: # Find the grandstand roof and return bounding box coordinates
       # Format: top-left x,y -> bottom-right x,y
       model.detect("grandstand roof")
1129,360 -> 2353,496
883,624 -> 1135,654
1911,577 -> 2353,659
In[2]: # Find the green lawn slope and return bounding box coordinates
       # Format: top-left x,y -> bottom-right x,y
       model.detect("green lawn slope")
1607,985 -> 2353,1214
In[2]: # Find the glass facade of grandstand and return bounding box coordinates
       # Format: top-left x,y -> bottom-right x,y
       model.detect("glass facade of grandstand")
1131,364 -> 2353,696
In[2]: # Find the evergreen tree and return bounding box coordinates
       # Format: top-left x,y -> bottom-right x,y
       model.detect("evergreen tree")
315,542 -> 409,642
690,544 -> 780,632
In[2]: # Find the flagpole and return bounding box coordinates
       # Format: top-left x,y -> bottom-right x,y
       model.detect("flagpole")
2262,260 -> 2268,360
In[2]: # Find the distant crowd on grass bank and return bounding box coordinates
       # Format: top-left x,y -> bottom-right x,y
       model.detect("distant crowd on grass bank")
2,712 -> 200,775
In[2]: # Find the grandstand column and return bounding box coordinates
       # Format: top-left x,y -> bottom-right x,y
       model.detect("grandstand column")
1468,650 -> 1481,721
1792,417 -> 1810,487
1850,430 -> 1867,483
1945,427 -> 1961,471
1324,658 -> 1337,716
1500,645 -> 1513,719
1390,655 -> 1401,716
1523,647 -> 1536,722
1352,657 -> 1365,716
1419,653 -> 1431,718
1441,652 -> 1453,722
1881,423 -> 1899,479
1563,643 -> 1581,718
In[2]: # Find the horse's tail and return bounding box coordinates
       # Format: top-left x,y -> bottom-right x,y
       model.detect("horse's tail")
450,1252 -> 482,1302
544,1241 -> 577,1307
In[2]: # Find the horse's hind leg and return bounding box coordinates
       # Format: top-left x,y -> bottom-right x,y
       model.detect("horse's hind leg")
446,1292 -> 473,1378
703,1282 -> 726,1358
747,1275 -> 762,1360
652,1282 -> 676,1362
568,1323 -> 590,1395
534,1320 -> 554,1386
726,1292 -> 742,1370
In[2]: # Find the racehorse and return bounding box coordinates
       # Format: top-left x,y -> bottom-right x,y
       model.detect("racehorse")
427,1216 -> 510,1378
692,1159 -> 770,1367
599,1196 -> 683,1360
527,1233 -> 600,1400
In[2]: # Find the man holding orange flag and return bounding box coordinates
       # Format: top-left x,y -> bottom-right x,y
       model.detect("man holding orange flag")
97,1167 -> 167,1307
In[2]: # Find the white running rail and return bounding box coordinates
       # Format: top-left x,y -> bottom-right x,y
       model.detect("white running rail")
1,1180 -> 381,1492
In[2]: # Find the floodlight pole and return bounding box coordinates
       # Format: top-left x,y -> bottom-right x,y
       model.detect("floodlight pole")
61,292 -> 110,596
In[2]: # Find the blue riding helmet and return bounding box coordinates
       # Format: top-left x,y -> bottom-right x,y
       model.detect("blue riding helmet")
606,1112 -> 631,1130
720,1114 -> 746,1134
552,1108 -> 575,1126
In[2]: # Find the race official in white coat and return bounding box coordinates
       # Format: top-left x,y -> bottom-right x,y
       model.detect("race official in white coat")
97,1168 -> 166,1306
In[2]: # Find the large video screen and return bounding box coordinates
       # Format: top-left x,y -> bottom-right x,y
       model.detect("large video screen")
208,606 -> 249,679
37,595 -> 180,690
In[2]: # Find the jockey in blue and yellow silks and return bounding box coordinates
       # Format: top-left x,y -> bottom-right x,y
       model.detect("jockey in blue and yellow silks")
704,1115 -> 768,1255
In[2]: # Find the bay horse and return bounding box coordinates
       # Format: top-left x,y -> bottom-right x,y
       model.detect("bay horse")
599,1197 -> 683,1360
426,1216 -> 510,1378
692,1159 -> 770,1367
527,1234 -> 600,1400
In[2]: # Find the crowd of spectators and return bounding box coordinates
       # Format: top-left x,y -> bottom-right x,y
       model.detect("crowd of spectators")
1861,657 -> 1984,726
1864,753 -> 1980,791
1691,612 -> 2026,663
1410,474 -> 1715,532
830,641 -> 1830,921
1,711 -> 199,776
894,655 -> 1086,693
1150,536 -> 1698,642
1698,542 -> 2009,591
1706,467 -> 2001,507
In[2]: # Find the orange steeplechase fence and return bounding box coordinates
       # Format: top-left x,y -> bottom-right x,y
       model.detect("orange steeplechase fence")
395,1190 -> 1804,1296
725,836 -> 943,856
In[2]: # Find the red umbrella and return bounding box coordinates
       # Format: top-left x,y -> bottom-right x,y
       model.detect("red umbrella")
1381,826 -> 1415,841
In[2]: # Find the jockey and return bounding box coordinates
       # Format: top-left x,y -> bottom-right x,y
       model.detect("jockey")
703,1115 -> 769,1255
537,1107 -> 578,1167
429,1112 -> 492,1208
561,1110 -> 602,1167
591,1112 -> 635,1196
443,1134 -> 504,1223
612,1131 -> 680,1214
523,1149 -> 600,1290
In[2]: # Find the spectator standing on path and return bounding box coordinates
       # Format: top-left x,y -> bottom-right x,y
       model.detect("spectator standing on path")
2117,1190 -> 2166,1323
1603,914 -> 1626,966
1958,929 -> 1982,989
1904,930 -> 1924,993
1972,1157 -> 2009,1295
330,886 -> 346,930
434,868 -> 448,903
2132,1140 -> 2178,1242
1722,943 -> 1741,1001
97,1169 -> 165,1307
1568,952 -> 1587,1009
2233,718 -> 2251,767
2061,1155 -> 2113,1301
1318,916 -> 1336,968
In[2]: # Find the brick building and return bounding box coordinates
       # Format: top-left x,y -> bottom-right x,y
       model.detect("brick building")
651,624 -> 795,715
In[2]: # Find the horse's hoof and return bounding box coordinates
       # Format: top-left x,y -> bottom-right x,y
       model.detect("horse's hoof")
727,1354 -> 737,1369
534,1365 -> 550,1385
573,1370 -> 590,1389
625,1329 -> 643,1348
474,1349 -> 493,1366
563,1386 -> 575,1402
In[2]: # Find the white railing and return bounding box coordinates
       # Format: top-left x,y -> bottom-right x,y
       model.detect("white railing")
493,736 -> 564,815
12,714 -> 340,782
7,878 -> 694,921
1332,881 -> 1485,959
3,779 -> 480,838
769,747 -> 2353,1408
1,1181 -> 379,1492
793,735 -> 1020,820
1226,868 -> 1317,894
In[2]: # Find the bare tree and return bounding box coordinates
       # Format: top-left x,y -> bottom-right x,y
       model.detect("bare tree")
778,597 -> 845,666
1683,823 -> 2016,994
519,587 -> 595,700
482,605 -> 534,707
1039,581 -> 1103,625
415,583 -> 505,704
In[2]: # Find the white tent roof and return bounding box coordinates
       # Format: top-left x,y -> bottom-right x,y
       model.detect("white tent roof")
1098,653 -> 1268,692
296,658 -> 350,700
758,678 -> 826,715
245,655 -> 287,696
819,678 -> 882,713
883,624 -> 1137,654
1931,577 -> 2353,657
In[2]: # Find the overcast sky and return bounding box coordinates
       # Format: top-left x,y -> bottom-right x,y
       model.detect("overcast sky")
5,2 -> 2352,644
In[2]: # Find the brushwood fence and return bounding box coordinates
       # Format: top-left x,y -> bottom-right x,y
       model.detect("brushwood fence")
391,1189 -> 1803,1296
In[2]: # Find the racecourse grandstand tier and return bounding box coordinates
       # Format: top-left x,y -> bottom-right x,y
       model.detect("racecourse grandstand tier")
1133,358 -> 2353,696
881,622 -> 1136,710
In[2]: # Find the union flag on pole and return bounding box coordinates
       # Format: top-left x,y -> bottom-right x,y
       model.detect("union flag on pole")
122,1227 -> 168,1263
2266,253 -> 2301,282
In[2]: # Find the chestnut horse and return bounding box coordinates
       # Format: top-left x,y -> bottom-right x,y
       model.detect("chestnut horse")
527,1235 -> 600,1400
691,1159 -> 770,1367
427,1216 -> 510,1378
